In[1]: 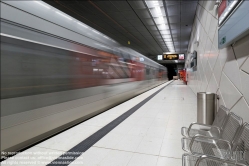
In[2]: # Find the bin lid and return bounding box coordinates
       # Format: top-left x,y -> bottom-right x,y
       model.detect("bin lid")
197,92 -> 216,99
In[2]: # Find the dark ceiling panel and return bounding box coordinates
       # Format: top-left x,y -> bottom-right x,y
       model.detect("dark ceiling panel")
43,0 -> 197,60
111,1 -> 131,11
127,1 -> 146,9
94,1 -> 119,12
168,15 -> 180,23
122,11 -> 138,20
166,5 -> 180,16
135,9 -> 152,19
143,19 -> 155,26
128,19 -> 144,26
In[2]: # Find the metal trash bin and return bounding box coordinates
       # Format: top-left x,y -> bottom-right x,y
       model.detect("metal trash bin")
197,92 -> 217,125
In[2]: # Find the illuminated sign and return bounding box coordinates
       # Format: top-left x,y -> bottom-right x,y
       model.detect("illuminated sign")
179,54 -> 185,60
163,54 -> 178,60
157,55 -> 163,60
158,53 -> 185,60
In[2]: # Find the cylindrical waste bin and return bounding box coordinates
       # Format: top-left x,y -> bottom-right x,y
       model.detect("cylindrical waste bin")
197,92 -> 217,125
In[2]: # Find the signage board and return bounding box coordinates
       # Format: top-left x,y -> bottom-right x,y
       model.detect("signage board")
158,53 -> 185,60
179,54 -> 185,60
163,54 -> 178,60
218,0 -> 240,25
218,0 -> 249,48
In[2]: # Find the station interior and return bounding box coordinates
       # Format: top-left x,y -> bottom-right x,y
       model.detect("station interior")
1,1 -> 249,166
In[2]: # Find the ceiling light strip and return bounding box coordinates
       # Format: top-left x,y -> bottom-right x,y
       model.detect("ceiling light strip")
145,0 -> 175,52
162,0 -> 176,53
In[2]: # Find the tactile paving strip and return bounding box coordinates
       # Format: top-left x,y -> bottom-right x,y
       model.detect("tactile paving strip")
47,82 -> 171,166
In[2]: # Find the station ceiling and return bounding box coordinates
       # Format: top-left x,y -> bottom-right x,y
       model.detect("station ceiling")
44,0 -> 198,61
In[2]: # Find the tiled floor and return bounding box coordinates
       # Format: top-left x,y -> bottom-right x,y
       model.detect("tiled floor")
2,80 -> 197,166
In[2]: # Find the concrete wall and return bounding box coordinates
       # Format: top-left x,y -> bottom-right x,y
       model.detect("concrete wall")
186,1 -> 249,122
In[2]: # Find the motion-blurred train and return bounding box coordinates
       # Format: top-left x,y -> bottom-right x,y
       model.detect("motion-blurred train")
0,1 -> 168,154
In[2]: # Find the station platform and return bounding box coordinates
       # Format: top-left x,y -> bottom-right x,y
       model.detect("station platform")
2,80 -> 197,166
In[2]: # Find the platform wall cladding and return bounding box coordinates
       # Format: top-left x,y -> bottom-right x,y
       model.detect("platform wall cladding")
186,1 -> 249,122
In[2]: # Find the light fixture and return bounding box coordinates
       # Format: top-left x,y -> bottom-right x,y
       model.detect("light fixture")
56,11 -> 72,20
35,1 -> 50,9
145,0 -> 175,52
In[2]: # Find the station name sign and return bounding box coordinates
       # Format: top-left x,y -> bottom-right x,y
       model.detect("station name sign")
157,54 -> 184,60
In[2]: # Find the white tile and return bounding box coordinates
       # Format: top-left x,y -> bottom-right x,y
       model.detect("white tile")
200,76 -> 208,92
135,137 -> 163,155
160,139 -> 183,159
200,30 -> 208,53
208,44 -> 219,70
218,47 -> 232,69
111,123 -> 133,135
208,15 -> 217,41
207,74 -> 218,93
204,38 -> 212,56
205,61 -> 213,83
93,132 -> 123,149
233,34 -> 249,67
241,57 -> 249,73
136,117 -> 154,127
127,153 -> 158,166
200,8 -> 208,28
213,58 -> 222,86
150,118 -> 168,128
203,0 -> 212,10
164,128 -> 182,141
213,27 -> 219,49
144,126 -> 166,138
219,73 -> 242,109
69,147 -> 110,166
223,52 -> 242,92
205,12 -> 212,33
230,97 -> 249,123
240,71 -> 249,105
156,156 -> 182,166
99,150 -> 133,166
127,126 -> 149,137
114,135 -> 143,152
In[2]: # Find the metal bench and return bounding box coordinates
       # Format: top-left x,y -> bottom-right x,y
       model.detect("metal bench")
182,123 -> 249,166
182,153 -> 247,166
181,105 -> 229,138
182,112 -> 243,153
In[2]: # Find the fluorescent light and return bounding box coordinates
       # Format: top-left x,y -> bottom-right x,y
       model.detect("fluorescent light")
155,7 -> 161,14
162,34 -> 171,38
146,0 -> 175,52
56,11 -> 72,20
103,36 -> 109,39
77,22 -> 88,28
164,39 -> 172,43
152,1 -> 160,6
35,1 -> 50,9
